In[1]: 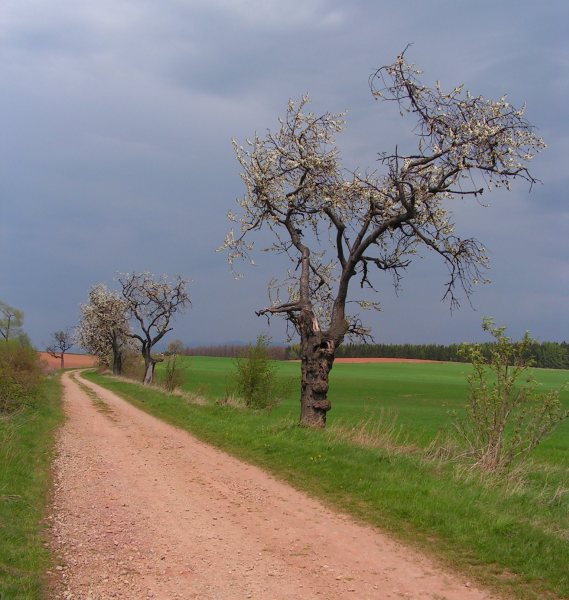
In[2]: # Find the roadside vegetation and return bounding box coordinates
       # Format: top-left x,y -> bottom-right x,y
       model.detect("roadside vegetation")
0,339 -> 63,599
84,356 -> 569,600
230,335 -> 282,410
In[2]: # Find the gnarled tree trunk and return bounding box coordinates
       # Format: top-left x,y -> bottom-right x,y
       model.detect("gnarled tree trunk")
300,336 -> 335,427
143,353 -> 157,385
298,310 -> 342,428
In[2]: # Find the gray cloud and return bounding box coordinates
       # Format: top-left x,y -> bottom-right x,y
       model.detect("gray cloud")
1,0 -> 568,348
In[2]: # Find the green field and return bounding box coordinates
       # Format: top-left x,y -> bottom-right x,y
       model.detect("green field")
166,355 -> 569,451
85,357 -> 569,599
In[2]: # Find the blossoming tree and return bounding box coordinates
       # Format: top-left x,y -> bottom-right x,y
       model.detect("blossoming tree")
118,272 -> 190,385
221,51 -> 545,428
77,284 -> 131,374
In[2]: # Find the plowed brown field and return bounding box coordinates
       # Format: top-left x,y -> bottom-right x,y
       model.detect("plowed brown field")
38,352 -> 97,369
334,357 -> 437,364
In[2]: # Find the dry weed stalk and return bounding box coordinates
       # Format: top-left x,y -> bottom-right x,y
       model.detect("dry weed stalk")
327,409 -> 410,453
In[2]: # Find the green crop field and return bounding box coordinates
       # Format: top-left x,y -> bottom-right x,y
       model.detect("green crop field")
85,357 -> 569,599
168,355 -> 569,452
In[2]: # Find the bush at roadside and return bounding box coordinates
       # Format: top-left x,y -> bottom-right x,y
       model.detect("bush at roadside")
232,335 -> 281,410
0,339 -> 43,414
455,318 -> 569,471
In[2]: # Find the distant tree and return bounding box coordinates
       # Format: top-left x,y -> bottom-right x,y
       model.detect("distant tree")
118,272 -> 190,385
534,341 -> 569,370
165,339 -> 185,356
221,50 -> 545,427
0,300 -> 24,341
184,343 -> 290,360
46,330 -> 74,369
77,284 -> 131,374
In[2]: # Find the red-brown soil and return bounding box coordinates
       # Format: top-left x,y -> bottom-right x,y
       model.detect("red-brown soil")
38,351 -> 97,369
334,357 -> 438,364
47,370 -> 495,599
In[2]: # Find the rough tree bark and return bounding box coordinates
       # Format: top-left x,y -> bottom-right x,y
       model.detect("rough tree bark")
299,317 -> 335,427
143,354 -> 156,385
141,344 -> 163,385
113,351 -> 123,376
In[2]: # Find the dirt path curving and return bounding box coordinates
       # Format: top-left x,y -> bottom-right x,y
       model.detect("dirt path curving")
48,371 -> 496,600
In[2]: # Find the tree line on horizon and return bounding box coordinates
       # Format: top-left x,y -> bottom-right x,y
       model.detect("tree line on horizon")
333,341 -> 569,369
177,343 -> 291,361
170,339 -> 569,370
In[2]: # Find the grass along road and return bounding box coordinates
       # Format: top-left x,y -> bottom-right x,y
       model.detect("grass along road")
0,375 -> 63,599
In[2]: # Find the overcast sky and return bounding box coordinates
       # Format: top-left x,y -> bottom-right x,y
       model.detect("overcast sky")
1,0 -> 568,349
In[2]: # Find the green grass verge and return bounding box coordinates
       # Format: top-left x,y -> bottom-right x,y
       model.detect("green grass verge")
85,360 -> 569,600
0,375 -> 63,600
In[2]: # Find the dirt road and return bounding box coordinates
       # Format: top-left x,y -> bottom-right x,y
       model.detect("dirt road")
48,371 -> 495,599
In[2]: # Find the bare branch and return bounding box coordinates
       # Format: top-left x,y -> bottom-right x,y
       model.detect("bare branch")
46,329 -> 74,368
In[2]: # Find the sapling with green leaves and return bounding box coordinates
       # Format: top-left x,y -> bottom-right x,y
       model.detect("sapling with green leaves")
456,318 -> 568,471
160,354 -> 184,392
234,335 -> 280,409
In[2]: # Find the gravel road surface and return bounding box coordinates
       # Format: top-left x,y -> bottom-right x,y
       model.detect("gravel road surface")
47,371 -> 495,600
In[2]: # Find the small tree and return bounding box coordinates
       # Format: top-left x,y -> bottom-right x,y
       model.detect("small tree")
118,272 -> 190,385
160,354 -> 184,392
165,339 -> 185,356
0,301 -> 24,341
221,50 -> 545,427
456,319 -> 568,471
77,284 -> 131,374
234,335 -> 280,409
46,330 -> 74,369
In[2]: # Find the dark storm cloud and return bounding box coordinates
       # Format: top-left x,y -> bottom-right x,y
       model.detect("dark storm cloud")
1,0 -> 568,347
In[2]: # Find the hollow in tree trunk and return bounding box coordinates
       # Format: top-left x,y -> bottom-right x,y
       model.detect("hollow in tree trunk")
298,313 -> 337,428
